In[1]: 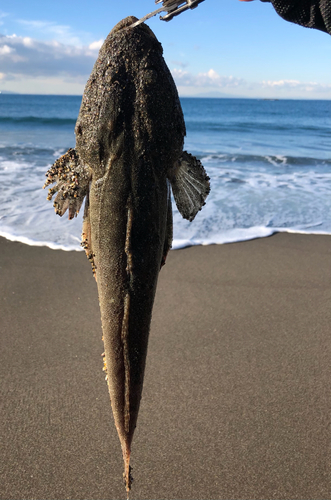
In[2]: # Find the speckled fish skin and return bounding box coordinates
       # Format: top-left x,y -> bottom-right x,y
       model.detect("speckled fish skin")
44,15 -> 210,493
76,16 -> 185,489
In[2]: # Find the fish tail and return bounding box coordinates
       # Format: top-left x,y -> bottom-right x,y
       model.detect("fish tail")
121,289 -> 132,494
122,443 -> 132,494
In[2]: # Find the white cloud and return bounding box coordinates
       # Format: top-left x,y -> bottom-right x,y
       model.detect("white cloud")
17,19 -> 84,46
170,60 -> 188,69
0,33 -> 101,83
0,44 -> 13,56
0,29 -> 330,98
172,68 -> 331,97
262,79 -> 300,88
22,37 -> 34,47
0,10 -> 8,26
89,40 -> 103,51
262,79 -> 331,93
172,67 -> 245,89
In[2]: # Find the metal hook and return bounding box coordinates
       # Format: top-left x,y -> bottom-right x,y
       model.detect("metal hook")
129,0 -> 205,28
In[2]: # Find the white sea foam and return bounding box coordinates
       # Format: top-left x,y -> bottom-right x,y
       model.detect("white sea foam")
172,226 -> 276,249
1,152 -> 330,252
0,229 -> 82,251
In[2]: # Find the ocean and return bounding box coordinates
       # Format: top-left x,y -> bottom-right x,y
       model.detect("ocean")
0,94 -> 330,251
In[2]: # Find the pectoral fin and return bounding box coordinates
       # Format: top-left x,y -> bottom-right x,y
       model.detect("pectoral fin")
43,148 -> 91,219
168,151 -> 210,222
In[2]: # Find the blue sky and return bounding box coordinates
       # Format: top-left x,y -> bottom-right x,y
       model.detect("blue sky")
0,0 -> 330,98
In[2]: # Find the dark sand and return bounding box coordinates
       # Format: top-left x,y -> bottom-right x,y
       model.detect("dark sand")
1,233 -> 330,500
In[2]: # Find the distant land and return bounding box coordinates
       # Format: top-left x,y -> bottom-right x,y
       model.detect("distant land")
0,90 -> 20,94
181,91 -> 248,99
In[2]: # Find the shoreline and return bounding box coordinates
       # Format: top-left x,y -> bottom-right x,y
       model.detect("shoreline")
1,226 -> 331,252
1,232 -> 330,499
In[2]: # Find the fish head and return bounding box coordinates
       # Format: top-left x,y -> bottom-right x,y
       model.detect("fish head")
75,16 -> 185,178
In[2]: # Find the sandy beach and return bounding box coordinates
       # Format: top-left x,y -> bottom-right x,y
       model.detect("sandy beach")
1,233 -> 330,500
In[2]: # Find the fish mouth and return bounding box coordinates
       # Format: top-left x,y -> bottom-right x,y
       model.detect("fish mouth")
110,16 -> 157,40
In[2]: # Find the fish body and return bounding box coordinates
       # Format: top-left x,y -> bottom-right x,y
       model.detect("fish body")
44,16 -> 210,492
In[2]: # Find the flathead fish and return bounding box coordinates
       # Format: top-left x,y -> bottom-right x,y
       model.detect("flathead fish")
44,16 -> 210,493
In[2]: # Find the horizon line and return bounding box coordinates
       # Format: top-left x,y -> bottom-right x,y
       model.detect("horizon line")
1,92 -> 330,101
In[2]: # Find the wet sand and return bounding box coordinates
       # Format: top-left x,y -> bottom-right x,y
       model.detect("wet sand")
1,233 -> 330,500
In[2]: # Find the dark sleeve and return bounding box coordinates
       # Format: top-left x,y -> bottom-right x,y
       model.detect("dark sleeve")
260,0 -> 331,34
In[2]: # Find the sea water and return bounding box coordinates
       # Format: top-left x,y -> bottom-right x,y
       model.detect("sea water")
0,94 -> 330,250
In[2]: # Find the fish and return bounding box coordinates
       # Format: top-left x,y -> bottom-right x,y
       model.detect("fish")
44,15 -> 210,494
